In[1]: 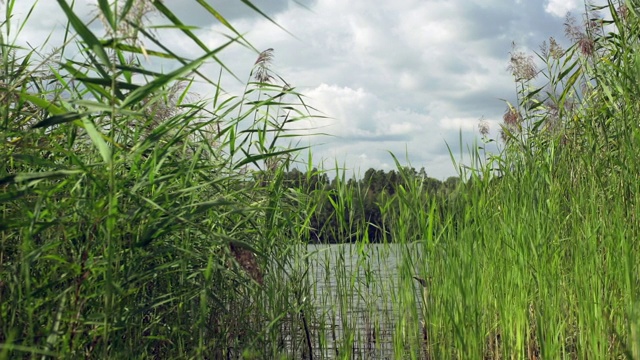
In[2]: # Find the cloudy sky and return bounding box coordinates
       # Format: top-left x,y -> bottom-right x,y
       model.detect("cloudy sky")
7,0 -> 590,179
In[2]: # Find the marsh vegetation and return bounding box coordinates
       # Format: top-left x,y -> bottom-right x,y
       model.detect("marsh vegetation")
1,0 -> 639,358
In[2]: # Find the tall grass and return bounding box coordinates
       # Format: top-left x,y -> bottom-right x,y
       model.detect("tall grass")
287,1 -> 640,359
2,0 -> 639,359
1,1 -> 318,358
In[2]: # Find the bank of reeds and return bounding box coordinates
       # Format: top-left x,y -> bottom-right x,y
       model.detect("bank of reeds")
0,1 -> 319,358
299,1 -> 640,358
2,0 -> 640,359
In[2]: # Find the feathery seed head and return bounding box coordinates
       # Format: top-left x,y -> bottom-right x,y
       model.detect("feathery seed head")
507,43 -> 537,82
503,105 -> 522,127
548,37 -> 564,60
478,119 -> 490,137
254,48 -> 275,83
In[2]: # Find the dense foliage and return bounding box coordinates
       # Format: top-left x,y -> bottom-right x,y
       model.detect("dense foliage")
1,0 -> 639,359
1,1 -> 316,358
281,167 -> 460,243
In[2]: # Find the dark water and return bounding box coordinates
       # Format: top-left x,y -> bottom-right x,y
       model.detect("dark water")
283,244 -> 428,359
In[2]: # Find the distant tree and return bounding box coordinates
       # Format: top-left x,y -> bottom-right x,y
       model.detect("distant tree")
285,167 -> 467,244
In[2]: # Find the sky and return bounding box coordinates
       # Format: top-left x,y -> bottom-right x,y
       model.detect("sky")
6,0 -> 591,179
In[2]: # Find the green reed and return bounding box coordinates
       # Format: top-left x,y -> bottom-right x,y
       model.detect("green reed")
0,0 -> 317,358
2,0 -> 640,359
296,1 -> 639,359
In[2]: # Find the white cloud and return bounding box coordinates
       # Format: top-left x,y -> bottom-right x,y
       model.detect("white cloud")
4,0 -> 575,179
438,117 -> 479,131
544,0 -> 579,18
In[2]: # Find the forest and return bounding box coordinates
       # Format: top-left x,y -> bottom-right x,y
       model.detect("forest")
280,167 -> 461,243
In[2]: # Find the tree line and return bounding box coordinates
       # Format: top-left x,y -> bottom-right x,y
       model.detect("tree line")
279,167 -> 462,243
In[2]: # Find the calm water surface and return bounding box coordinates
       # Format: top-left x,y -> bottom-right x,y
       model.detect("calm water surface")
283,244 -> 428,359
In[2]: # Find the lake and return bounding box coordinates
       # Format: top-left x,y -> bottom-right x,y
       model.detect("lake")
278,243 -> 429,359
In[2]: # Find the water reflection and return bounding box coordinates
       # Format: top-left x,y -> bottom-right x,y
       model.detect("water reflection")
288,243 -> 427,359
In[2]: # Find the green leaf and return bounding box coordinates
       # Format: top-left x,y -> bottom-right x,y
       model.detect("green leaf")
20,94 -> 65,115
31,112 -> 85,129
152,0 -> 209,51
234,147 -> 308,169
186,199 -> 237,214
239,0 -> 296,38
103,41 -> 178,60
558,58 -> 579,83
0,169 -> 84,186
56,0 -> 112,68
0,344 -> 57,357
60,61 -> 115,100
560,66 -> 581,109
82,117 -> 112,164
195,0 -> 256,52
119,0 -> 135,22
121,41 -> 234,108
97,0 -> 115,32
76,77 -> 139,91
114,64 -> 165,77
150,0 -> 239,80
524,86 -> 544,102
